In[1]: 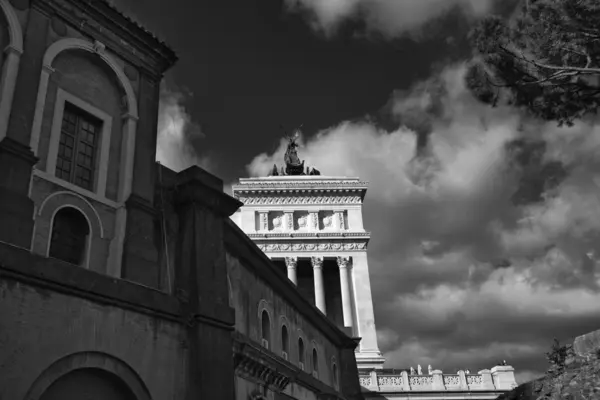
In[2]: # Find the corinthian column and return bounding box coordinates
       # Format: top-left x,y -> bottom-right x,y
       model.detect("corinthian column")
285,256 -> 298,285
337,256 -> 353,327
311,256 -> 326,314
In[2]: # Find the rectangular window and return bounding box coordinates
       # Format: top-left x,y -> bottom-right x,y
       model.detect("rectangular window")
56,103 -> 102,191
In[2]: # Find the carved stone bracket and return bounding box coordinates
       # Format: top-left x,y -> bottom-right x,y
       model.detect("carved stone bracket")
234,352 -> 291,392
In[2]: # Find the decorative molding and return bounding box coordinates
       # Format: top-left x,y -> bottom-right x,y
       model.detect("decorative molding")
37,0 -> 176,75
257,241 -> 368,252
322,213 -> 333,228
337,211 -> 345,230
285,211 -> 293,230
32,170 -> 120,210
311,212 -> 318,230
1,0 -> 23,52
259,212 -> 268,231
93,40 -> 106,54
284,257 -> 297,268
237,194 -> 363,205
311,256 -> 324,268
234,351 -> 291,393
248,232 -> 370,238
45,88 -> 113,198
233,180 -> 368,190
337,256 -> 350,268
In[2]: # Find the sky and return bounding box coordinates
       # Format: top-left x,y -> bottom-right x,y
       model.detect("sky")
112,0 -> 600,384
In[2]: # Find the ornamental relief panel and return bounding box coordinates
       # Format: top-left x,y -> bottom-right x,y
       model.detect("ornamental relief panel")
237,195 -> 362,205
320,210 -> 334,230
255,241 -> 367,252
269,211 -> 284,231
295,211 -> 309,230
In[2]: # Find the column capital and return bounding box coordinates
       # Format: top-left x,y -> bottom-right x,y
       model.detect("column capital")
311,256 -> 324,268
337,256 -> 351,268
284,256 -> 298,268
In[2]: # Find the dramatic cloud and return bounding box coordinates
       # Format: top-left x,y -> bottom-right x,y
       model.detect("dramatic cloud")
284,0 -> 499,37
244,64 -> 600,383
156,83 -> 212,172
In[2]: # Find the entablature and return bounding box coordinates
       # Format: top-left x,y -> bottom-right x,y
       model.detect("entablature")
254,239 -> 369,253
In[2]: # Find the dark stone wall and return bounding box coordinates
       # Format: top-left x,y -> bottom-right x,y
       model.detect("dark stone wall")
0,244 -> 187,400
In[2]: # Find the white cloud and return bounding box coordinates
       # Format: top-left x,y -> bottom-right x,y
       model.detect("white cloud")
244,63 -> 600,378
284,0 -> 498,37
156,83 -> 212,172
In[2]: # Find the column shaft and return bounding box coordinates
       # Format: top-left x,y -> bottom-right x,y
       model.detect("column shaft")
312,256 -> 326,314
337,256 -> 353,327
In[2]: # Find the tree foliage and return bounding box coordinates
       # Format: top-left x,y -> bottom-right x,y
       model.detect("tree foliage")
466,0 -> 600,126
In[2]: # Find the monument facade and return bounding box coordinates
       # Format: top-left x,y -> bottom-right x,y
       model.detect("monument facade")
232,132 -> 385,371
232,133 -> 519,399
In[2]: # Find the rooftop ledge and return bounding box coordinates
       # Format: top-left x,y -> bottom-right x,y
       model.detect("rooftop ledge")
233,176 -> 369,191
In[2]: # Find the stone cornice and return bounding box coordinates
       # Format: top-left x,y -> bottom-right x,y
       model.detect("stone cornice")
35,0 -> 177,76
248,232 -> 370,239
232,333 -> 342,398
233,179 -> 368,191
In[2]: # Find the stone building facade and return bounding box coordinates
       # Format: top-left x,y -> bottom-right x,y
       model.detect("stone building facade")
231,175 -> 385,372
0,1 -> 363,400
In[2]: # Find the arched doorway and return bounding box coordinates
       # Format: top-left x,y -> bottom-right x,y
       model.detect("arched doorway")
39,368 -> 136,400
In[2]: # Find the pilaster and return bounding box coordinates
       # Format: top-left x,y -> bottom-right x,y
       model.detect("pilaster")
351,252 -> 383,368
173,166 -> 241,400
432,370 -> 444,390
491,365 -> 517,390
0,137 -> 38,248
478,369 -> 495,390
6,7 -> 48,146
258,211 -> 268,231
120,193 -> 160,288
130,73 -> 160,204
339,340 -> 363,400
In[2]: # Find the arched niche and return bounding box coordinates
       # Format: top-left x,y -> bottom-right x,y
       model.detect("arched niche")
24,351 -> 151,400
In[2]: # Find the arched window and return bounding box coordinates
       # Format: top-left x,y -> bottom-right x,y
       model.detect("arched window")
281,325 -> 289,359
312,348 -> 319,376
298,337 -> 305,370
332,363 -> 338,388
261,310 -> 270,350
49,207 -> 89,266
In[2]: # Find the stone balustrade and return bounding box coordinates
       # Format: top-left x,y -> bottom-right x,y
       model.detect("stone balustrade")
359,365 -> 517,393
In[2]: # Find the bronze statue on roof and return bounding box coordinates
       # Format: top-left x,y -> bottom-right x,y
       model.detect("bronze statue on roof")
284,129 -> 305,175
267,125 -> 321,176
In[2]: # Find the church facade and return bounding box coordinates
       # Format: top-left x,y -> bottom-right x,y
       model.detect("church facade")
231,136 -> 519,400
0,1 -> 363,400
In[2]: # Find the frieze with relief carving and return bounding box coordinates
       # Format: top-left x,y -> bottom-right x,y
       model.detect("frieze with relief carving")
255,241 -> 368,252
